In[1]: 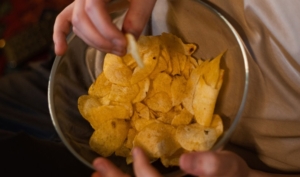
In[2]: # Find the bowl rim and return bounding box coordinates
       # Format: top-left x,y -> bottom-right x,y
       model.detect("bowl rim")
48,0 -> 249,171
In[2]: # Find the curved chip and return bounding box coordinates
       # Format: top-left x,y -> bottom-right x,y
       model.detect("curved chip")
90,119 -> 130,157
103,53 -> 132,86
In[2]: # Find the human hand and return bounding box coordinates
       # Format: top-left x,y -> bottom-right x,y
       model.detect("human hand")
53,0 -> 156,56
92,147 -> 162,177
180,150 -> 251,177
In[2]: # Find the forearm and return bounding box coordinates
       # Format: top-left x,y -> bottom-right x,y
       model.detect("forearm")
249,169 -> 300,177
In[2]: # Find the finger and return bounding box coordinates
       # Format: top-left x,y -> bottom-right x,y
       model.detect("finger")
122,0 -> 157,39
85,0 -> 127,49
93,157 -> 130,177
72,27 -> 111,53
133,147 -> 162,177
72,0 -> 114,51
179,151 -> 249,177
53,3 -> 74,56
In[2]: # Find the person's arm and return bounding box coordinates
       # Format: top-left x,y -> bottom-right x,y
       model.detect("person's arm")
53,0 -> 156,56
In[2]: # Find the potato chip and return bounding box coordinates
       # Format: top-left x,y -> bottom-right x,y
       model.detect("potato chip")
130,45 -> 160,84
203,52 -> 223,88
210,114 -> 223,137
134,102 -> 151,119
181,60 -> 208,114
90,119 -> 130,157
148,72 -> 172,98
148,50 -> 169,79
122,53 -> 137,70
171,75 -> 187,106
126,33 -> 144,68
193,76 -> 219,127
78,95 -> 101,120
184,43 -> 197,56
133,118 -> 157,132
88,72 -> 112,98
144,92 -> 173,113
170,53 -> 181,76
132,77 -> 150,103
88,104 -> 130,129
125,128 -> 137,149
103,53 -> 132,86
133,122 -> 180,159
108,83 -> 139,103
176,123 -> 217,151
137,35 -> 161,56
171,108 -> 193,126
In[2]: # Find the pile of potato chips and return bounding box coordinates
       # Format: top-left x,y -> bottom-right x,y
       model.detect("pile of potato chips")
78,33 -> 224,167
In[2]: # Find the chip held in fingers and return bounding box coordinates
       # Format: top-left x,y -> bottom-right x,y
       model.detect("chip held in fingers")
126,33 -> 144,68
78,32 -> 225,168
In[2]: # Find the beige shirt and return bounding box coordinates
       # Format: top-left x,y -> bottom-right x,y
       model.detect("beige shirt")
208,0 -> 300,173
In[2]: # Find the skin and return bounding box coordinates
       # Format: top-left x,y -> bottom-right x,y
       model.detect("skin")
53,0 -> 157,56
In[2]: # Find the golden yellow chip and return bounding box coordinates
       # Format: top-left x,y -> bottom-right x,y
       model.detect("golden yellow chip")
171,75 -> 187,106
175,123 -> 218,151
148,72 -> 172,98
88,104 -> 130,129
108,83 -> 139,103
103,53 -> 132,86
133,118 -> 157,132
193,76 -> 219,127
78,95 -> 101,120
203,52 -> 223,88
182,60 -> 209,114
134,102 -> 150,119
90,119 -> 130,157
148,51 -> 169,79
133,122 -> 180,159
156,105 -> 181,124
210,114 -> 223,137
132,77 -> 150,103
144,92 -> 173,113
125,128 -> 137,149
88,72 -> 112,98
126,33 -> 144,68
171,108 -> 193,126
130,45 -> 160,84
122,53 -> 137,70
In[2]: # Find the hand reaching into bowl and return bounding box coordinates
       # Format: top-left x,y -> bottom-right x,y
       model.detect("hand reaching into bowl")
53,0 -> 156,56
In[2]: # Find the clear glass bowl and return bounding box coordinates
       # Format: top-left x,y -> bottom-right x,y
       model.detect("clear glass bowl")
48,0 -> 249,175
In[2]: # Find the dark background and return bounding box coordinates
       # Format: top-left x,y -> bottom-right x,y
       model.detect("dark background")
0,0 -> 73,76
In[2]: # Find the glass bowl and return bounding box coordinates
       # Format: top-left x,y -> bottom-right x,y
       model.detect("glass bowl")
48,0 -> 249,175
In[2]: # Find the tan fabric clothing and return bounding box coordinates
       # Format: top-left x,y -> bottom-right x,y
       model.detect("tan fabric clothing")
207,0 -> 300,173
